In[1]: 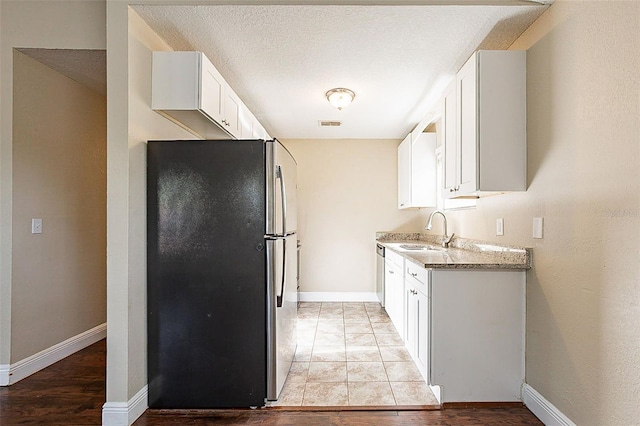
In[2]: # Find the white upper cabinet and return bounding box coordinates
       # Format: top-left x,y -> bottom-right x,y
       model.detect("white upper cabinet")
222,88 -> 242,138
252,119 -> 267,140
239,104 -> 253,139
442,80 -> 458,196
199,52 -> 225,124
446,50 -> 527,198
152,51 -> 267,141
398,133 -> 438,209
397,135 -> 412,209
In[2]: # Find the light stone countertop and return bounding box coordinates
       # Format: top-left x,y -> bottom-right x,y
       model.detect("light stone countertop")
376,232 -> 531,270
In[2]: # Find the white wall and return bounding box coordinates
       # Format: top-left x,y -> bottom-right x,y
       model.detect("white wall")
282,139 -> 429,295
0,0 -> 106,369
11,51 -> 107,362
438,2 -> 639,424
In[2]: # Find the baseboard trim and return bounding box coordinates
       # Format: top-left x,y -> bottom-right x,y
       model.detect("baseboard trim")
102,385 -> 148,426
0,323 -> 106,386
429,384 -> 441,404
0,364 -> 9,386
298,292 -> 378,302
523,384 -> 576,426
443,401 -> 524,409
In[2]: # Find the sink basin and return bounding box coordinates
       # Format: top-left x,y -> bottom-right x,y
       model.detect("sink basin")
386,243 -> 445,253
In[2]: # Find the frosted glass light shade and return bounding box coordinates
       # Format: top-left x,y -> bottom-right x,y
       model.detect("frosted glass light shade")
326,88 -> 355,110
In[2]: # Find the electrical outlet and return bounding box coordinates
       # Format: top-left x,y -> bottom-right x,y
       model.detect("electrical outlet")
496,218 -> 504,236
533,217 -> 544,239
31,218 -> 43,234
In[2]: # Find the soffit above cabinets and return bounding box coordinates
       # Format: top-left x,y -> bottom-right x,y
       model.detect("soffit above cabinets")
132,3 -> 547,140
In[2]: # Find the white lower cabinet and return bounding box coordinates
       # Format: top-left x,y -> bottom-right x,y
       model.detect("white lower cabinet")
386,248 -> 525,404
405,276 -> 428,380
429,269 -> 525,403
384,251 -> 405,339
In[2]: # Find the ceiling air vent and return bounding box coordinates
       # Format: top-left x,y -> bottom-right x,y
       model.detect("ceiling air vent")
319,120 -> 342,127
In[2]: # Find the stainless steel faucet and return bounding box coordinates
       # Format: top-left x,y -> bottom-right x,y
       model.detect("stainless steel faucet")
425,210 -> 454,248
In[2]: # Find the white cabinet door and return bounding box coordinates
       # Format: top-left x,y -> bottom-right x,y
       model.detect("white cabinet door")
415,287 -> 428,377
456,52 -> 478,196
411,133 -> 437,207
405,282 -> 418,355
384,260 -> 398,324
443,79 -> 458,197
405,273 -> 429,379
252,118 -> 266,140
222,87 -> 242,138
199,54 -> 225,124
398,133 -> 437,209
384,252 -> 404,338
239,104 -> 253,139
392,268 -> 405,339
397,135 -> 412,209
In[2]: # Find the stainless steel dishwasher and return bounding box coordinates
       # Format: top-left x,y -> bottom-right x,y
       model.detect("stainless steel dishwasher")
376,243 -> 385,307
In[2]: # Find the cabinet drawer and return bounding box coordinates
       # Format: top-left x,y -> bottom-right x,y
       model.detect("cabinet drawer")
406,261 -> 427,293
386,250 -> 404,269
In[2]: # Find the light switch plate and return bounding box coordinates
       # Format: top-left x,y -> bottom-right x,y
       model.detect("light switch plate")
496,218 -> 504,236
533,217 -> 543,239
32,218 -> 43,234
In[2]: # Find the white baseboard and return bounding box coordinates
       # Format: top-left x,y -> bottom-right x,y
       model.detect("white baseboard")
0,323 -> 106,386
429,384 -> 442,404
102,385 -> 148,426
523,383 -> 576,426
0,364 -> 9,386
299,292 -> 379,302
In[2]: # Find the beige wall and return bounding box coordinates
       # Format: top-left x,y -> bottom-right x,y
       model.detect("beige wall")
282,139 -> 429,294
0,0 -> 106,367
11,51 -> 107,361
105,4 -> 196,403
438,2 -> 639,424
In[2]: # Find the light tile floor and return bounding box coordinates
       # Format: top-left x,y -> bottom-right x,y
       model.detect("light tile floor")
270,302 -> 439,407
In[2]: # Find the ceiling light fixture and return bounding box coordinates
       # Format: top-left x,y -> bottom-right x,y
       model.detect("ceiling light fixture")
326,88 -> 355,110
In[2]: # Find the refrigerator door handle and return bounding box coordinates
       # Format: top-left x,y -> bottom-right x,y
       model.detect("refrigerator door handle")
276,238 -> 286,308
276,165 -> 287,235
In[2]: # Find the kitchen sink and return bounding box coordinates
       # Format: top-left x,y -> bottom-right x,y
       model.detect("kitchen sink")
386,243 -> 445,253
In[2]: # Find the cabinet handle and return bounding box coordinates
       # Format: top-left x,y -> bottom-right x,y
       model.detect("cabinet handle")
449,188 -> 454,192
388,270 -> 394,274
410,272 -> 417,277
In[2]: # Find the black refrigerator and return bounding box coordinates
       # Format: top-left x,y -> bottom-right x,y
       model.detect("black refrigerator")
147,139 -> 298,408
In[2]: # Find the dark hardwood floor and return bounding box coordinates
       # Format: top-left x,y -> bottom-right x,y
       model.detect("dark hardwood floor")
0,339 -> 106,425
0,339 -> 542,425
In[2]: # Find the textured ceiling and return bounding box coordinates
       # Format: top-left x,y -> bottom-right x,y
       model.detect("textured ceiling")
18,48 -> 106,97
134,4 -> 547,139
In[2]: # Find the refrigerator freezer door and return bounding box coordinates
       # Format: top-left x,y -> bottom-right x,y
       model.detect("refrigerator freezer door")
147,140 -> 267,408
266,233 -> 298,400
267,140 -> 297,236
